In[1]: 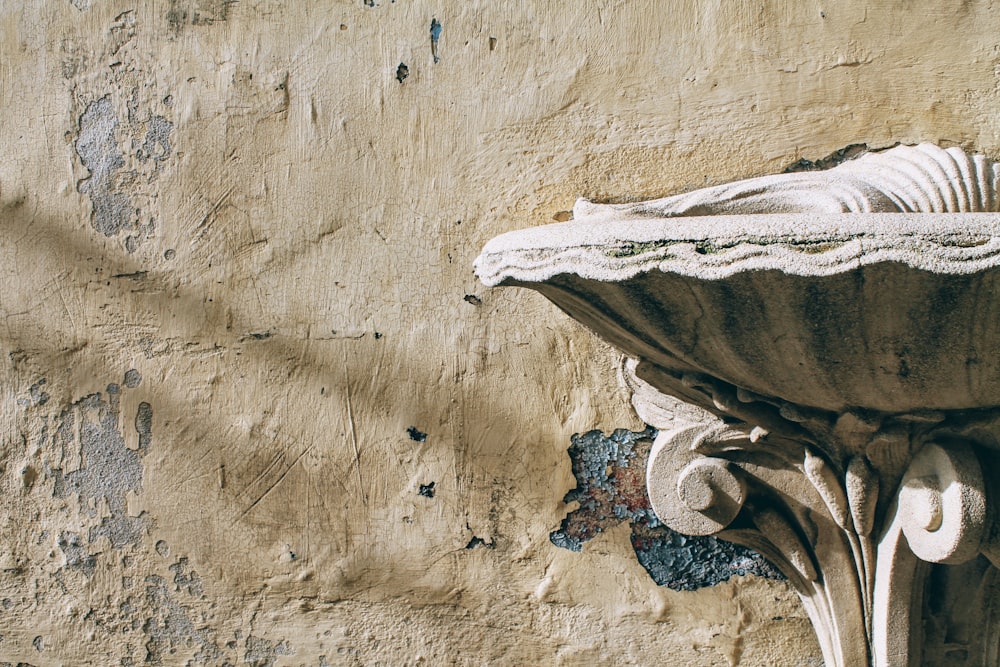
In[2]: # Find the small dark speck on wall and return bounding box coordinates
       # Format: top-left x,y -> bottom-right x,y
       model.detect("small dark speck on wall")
407,426 -> 427,442
465,535 -> 494,549
418,482 -> 435,498
396,63 -> 409,83
463,294 -> 482,306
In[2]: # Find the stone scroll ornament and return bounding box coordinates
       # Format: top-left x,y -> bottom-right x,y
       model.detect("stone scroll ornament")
476,144 -> 1000,667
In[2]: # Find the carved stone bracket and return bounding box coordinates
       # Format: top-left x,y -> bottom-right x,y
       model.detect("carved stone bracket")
476,145 -> 1000,666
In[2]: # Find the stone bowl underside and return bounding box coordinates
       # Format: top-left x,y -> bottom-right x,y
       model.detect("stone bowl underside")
475,212 -> 1000,414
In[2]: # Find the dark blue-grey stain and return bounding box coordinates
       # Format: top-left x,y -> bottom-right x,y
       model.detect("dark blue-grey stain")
430,19 -> 442,63
551,427 -> 782,590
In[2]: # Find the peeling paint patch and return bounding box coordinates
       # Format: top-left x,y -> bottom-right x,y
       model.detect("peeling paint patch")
74,82 -> 174,251
17,378 -> 49,408
550,428 -> 782,591
144,572 -> 220,664
169,557 -> 203,597
58,531 -> 97,577
76,96 -> 136,237
244,635 -> 293,667
138,115 -> 173,166
124,369 -> 142,389
50,387 -> 152,551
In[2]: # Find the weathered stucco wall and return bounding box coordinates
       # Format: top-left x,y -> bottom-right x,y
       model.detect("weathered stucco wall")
2,1 -> 999,664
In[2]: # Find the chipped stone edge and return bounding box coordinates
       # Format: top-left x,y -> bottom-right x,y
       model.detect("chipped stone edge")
475,211 -> 1000,286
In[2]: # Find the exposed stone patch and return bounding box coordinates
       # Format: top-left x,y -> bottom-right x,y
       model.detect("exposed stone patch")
550,427 -> 782,590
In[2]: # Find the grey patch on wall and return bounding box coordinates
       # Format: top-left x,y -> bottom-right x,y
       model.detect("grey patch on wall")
167,0 -> 236,32
70,0 -> 90,10
17,378 -> 49,408
75,92 -> 173,252
58,531 -> 96,577
124,368 -> 142,388
76,96 -> 137,237
144,571 -> 221,664
49,384 -> 152,553
138,115 -> 173,167
550,428 -> 783,591
169,557 -> 204,597
244,636 -> 294,667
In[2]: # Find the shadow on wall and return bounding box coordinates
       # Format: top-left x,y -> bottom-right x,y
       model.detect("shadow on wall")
550,427 -> 783,591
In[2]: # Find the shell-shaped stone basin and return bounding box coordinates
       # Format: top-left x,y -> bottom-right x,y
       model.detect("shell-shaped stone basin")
475,211 -> 1000,414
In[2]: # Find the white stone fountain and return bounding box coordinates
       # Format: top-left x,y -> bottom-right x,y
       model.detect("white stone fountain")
476,144 -> 1000,667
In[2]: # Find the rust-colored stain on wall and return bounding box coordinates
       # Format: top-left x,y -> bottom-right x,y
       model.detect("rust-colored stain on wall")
551,427 -> 782,590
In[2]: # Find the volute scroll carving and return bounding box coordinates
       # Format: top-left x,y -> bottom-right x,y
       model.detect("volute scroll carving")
477,144 -> 1000,666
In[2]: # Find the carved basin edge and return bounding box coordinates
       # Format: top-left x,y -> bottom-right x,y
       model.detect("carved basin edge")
475,211 -> 1000,286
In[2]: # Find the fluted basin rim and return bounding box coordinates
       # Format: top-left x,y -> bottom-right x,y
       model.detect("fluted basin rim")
476,211 -> 1000,286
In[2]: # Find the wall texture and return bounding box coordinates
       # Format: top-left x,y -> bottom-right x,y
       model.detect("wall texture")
2,1 -> 999,664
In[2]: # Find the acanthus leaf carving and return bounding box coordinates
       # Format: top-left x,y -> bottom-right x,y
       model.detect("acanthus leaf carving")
477,144 -> 1000,666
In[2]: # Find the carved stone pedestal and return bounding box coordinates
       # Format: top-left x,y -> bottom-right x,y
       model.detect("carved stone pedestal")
476,145 -> 1000,666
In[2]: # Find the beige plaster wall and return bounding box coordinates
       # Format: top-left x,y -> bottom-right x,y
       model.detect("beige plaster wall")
1,1 -> 997,664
